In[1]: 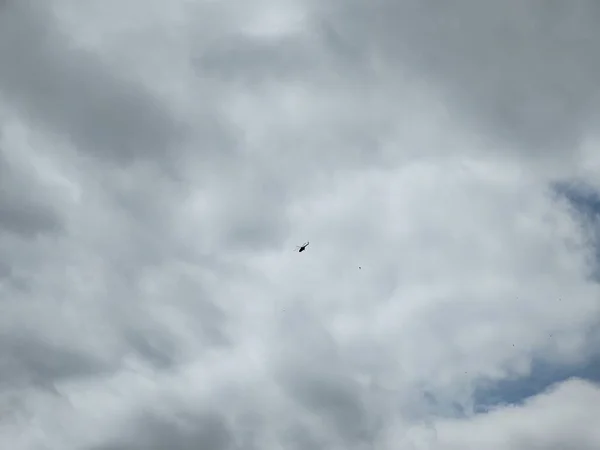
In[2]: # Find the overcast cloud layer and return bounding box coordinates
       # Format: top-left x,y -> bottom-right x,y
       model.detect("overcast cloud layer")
1,0 -> 600,449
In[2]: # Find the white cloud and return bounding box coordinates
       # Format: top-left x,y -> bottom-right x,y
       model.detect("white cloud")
433,379 -> 600,450
1,0 -> 599,449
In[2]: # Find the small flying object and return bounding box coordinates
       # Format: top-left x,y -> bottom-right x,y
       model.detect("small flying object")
295,241 -> 309,252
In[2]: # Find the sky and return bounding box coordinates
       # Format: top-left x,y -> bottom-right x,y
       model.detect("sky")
1,0 -> 600,449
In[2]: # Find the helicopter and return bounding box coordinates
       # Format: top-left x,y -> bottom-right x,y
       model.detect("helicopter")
295,241 -> 309,252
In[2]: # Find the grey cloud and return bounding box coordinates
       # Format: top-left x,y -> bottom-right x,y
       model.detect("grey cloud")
192,13 -> 380,87
122,329 -> 180,370
283,373 -> 375,444
283,425 -> 326,450
180,154 -> 294,253
273,305 -> 380,445
195,34 -> 319,84
314,0 -> 600,152
0,254 -> 31,292
94,410 -> 233,450
213,173 -> 291,252
0,151 -> 63,238
0,260 -> 10,279
0,1 -> 189,168
191,0 -> 600,155
2,1 -> 600,449
160,277 -> 231,348
0,194 -> 62,238
115,267 -> 231,365
0,335 -> 107,389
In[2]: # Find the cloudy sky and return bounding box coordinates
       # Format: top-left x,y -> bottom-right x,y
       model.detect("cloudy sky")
1,0 -> 600,448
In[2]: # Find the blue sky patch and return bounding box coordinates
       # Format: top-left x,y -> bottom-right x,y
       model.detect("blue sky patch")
470,182 -> 600,412
473,353 -> 600,412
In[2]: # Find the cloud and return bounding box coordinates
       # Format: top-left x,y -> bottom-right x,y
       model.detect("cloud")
93,410 -> 233,450
0,0 -> 194,170
1,0 -> 599,449
0,145 -> 64,238
474,355 -> 600,411
434,379 -> 600,450
312,0 -> 600,156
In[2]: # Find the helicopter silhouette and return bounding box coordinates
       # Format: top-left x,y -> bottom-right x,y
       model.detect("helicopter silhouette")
295,241 -> 309,252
